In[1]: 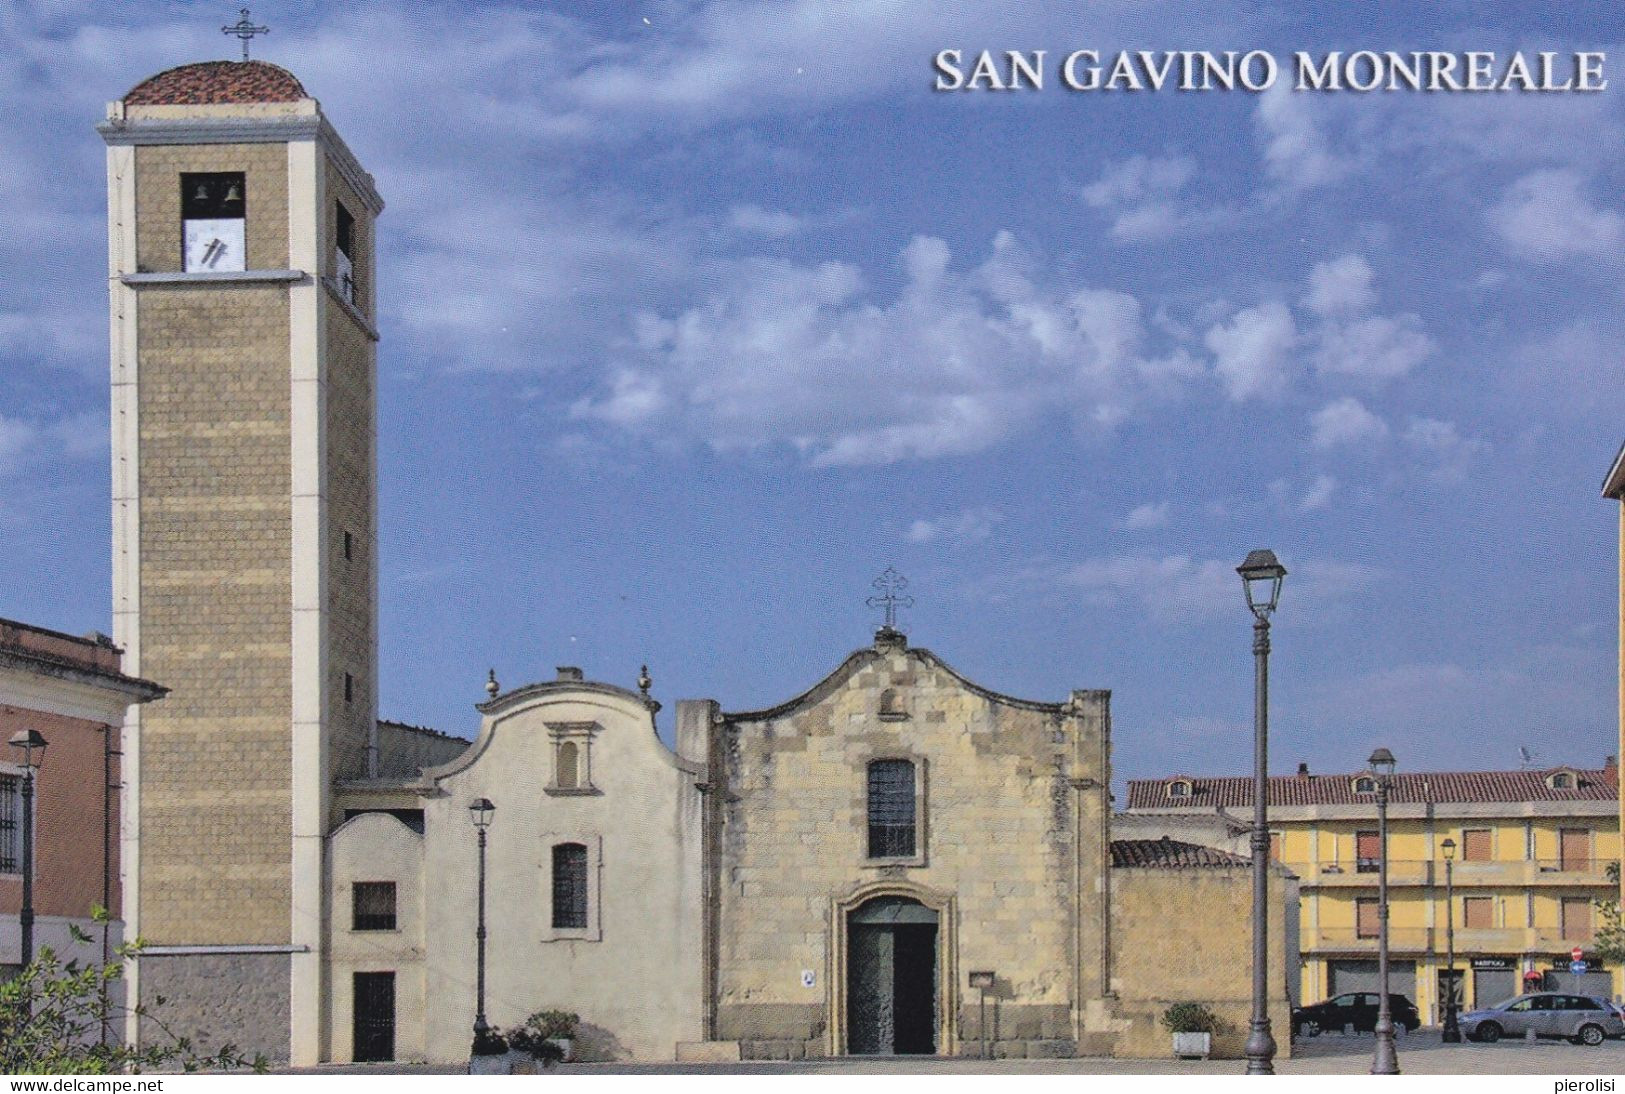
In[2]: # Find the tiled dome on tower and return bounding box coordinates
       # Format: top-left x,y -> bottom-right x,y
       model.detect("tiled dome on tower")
124,60 -> 306,105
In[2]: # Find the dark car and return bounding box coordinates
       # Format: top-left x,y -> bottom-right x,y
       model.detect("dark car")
1458,993 -> 1625,1045
1293,992 -> 1420,1036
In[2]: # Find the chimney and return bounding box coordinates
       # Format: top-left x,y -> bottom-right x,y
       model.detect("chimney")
1606,755 -> 1618,779
1297,762 -> 1310,776
556,666 -> 583,682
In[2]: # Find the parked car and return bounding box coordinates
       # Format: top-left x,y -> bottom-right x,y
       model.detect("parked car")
1293,992 -> 1420,1036
1459,993 -> 1625,1046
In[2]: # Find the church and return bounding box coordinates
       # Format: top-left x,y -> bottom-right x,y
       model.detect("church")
96,56 -> 1290,1066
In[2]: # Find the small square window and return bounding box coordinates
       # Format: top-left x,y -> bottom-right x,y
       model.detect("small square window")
353,882 -> 396,931
344,672 -> 354,704
344,530 -> 353,561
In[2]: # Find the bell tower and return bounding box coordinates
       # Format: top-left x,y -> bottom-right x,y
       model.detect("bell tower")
99,58 -> 382,1064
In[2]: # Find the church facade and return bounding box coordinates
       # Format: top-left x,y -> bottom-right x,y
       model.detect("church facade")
97,57 -> 1290,1066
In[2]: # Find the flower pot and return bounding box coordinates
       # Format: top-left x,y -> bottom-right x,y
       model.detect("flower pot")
1172,1031 -> 1212,1060
468,1052 -> 513,1075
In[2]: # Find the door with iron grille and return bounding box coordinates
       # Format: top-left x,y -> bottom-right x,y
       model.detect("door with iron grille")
353,971 -> 395,1062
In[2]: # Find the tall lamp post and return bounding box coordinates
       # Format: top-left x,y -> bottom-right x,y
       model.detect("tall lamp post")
469,797 -> 495,1051
1238,549 -> 1286,1075
1440,837 -> 1460,1043
9,729 -> 48,1021
1370,747 -> 1400,1075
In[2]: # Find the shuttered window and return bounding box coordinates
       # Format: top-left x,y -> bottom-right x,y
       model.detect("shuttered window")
1463,897 -> 1493,929
1562,898 -> 1593,941
552,843 -> 589,929
1560,829 -> 1592,871
1356,830 -> 1380,873
1356,898 -> 1380,938
1461,829 -> 1492,862
867,760 -> 916,859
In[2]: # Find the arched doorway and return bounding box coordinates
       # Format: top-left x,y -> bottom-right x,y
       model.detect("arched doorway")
846,896 -> 939,1055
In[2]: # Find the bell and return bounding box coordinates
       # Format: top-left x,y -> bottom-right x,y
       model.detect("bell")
193,182 -> 210,201
224,182 -> 242,203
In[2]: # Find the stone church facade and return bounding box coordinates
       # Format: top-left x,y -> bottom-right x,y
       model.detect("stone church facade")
97,56 -> 1290,1066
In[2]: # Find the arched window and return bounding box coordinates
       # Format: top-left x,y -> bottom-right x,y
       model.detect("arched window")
867,759 -> 916,859
551,843 -> 588,929
1167,779 -> 1192,799
1549,771 -> 1575,790
1353,776 -> 1376,794
556,741 -> 579,790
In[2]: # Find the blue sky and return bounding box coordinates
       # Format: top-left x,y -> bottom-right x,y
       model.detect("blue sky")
3,3 -> 1623,785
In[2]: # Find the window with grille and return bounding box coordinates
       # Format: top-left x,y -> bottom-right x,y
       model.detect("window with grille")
0,774 -> 16,873
552,843 -> 588,929
353,882 -> 397,931
867,759 -> 916,859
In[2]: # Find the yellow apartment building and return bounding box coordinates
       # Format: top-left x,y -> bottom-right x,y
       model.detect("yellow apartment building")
1124,760 -> 1621,1024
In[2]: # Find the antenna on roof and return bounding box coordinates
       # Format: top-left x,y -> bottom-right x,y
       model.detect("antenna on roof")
1517,746 -> 1539,770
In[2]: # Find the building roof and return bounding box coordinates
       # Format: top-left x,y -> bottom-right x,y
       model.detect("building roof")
1125,765 -> 1618,811
1605,438 -> 1625,499
124,61 -> 306,105
1110,837 -> 1250,869
0,616 -> 166,698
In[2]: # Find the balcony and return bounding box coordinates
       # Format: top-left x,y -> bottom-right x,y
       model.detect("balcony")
1295,858 -> 1618,889
1309,927 -> 1600,956
1305,928 -> 1434,954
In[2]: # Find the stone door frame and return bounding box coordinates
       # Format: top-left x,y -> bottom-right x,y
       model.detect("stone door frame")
828,880 -> 957,1057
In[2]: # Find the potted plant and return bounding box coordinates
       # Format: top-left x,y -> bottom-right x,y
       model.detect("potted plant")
525,1009 -> 581,1063
468,1027 -> 512,1074
1162,1002 -> 1219,1060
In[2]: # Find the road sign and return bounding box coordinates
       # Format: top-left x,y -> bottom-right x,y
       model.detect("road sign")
1572,946 -> 1585,962
1571,960 -> 1588,975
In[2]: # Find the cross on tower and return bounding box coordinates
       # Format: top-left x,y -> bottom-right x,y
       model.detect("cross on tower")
866,567 -> 914,633
222,8 -> 269,61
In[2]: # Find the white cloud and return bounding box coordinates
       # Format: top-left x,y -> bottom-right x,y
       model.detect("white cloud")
1298,473 -> 1336,512
1254,82 -> 1349,192
1303,254 -> 1376,317
1081,154 -> 1221,243
1310,397 -> 1387,449
1313,314 -> 1433,380
728,204 -> 806,239
1205,300 -> 1298,401
907,507 -> 1004,544
1121,502 -> 1170,530
1403,417 -> 1488,484
573,232 -> 1196,466
1491,169 -> 1625,266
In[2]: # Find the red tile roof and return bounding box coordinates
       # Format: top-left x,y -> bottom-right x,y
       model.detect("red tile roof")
1125,767 -> 1618,810
125,61 -> 306,105
1111,837 -> 1250,868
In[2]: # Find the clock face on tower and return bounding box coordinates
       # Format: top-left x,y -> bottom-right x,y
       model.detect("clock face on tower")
180,172 -> 247,273
184,218 -> 246,272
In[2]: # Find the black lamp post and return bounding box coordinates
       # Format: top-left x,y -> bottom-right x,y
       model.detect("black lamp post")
9,729 -> 47,1021
1369,747 -> 1400,1075
469,797 -> 495,1051
1441,837 -> 1460,1043
1237,549 -> 1286,1075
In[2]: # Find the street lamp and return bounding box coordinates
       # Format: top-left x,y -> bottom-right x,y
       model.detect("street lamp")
9,729 -> 47,1023
1237,548 -> 1286,1075
469,797 -> 495,1052
1440,837 -> 1460,1043
1369,747 -> 1400,1075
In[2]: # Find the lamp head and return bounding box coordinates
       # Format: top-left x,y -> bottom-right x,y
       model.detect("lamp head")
1441,837 -> 1456,862
1237,549 -> 1287,619
1368,747 -> 1396,780
468,797 -> 495,830
7,728 -> 47,770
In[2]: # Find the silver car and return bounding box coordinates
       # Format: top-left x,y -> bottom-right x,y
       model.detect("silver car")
1459,992 -> 1625,1046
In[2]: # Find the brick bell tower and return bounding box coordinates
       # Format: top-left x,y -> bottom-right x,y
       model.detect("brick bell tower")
99,59 -> 382,1064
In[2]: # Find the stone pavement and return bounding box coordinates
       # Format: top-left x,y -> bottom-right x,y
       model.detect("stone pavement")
294,1031 -> 1625,1076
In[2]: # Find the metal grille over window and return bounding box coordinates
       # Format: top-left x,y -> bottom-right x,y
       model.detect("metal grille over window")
0,774 -> 16,873
552,843 -> 588,929
867,759 -> 916,858
353,881 -> 397,931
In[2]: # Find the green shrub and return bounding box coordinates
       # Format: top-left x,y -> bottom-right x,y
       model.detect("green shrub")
525,1009 -> 579,1040
1161,1002 -> 1219,1034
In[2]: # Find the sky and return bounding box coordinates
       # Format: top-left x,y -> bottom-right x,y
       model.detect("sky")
2,2 -> 1623,787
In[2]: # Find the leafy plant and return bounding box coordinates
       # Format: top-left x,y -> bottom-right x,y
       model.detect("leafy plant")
1160,1002 -> 1219,1034
471,1027 -> 510,1056
1590,862 -> 1625,964
525,1008 -> 580,1040
0,908 -> 267,1074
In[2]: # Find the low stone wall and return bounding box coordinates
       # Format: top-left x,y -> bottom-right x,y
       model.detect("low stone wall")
137,951 -> 291,1063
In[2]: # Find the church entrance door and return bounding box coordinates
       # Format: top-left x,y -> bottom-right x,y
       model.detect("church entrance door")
846,897 -> 938,1055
